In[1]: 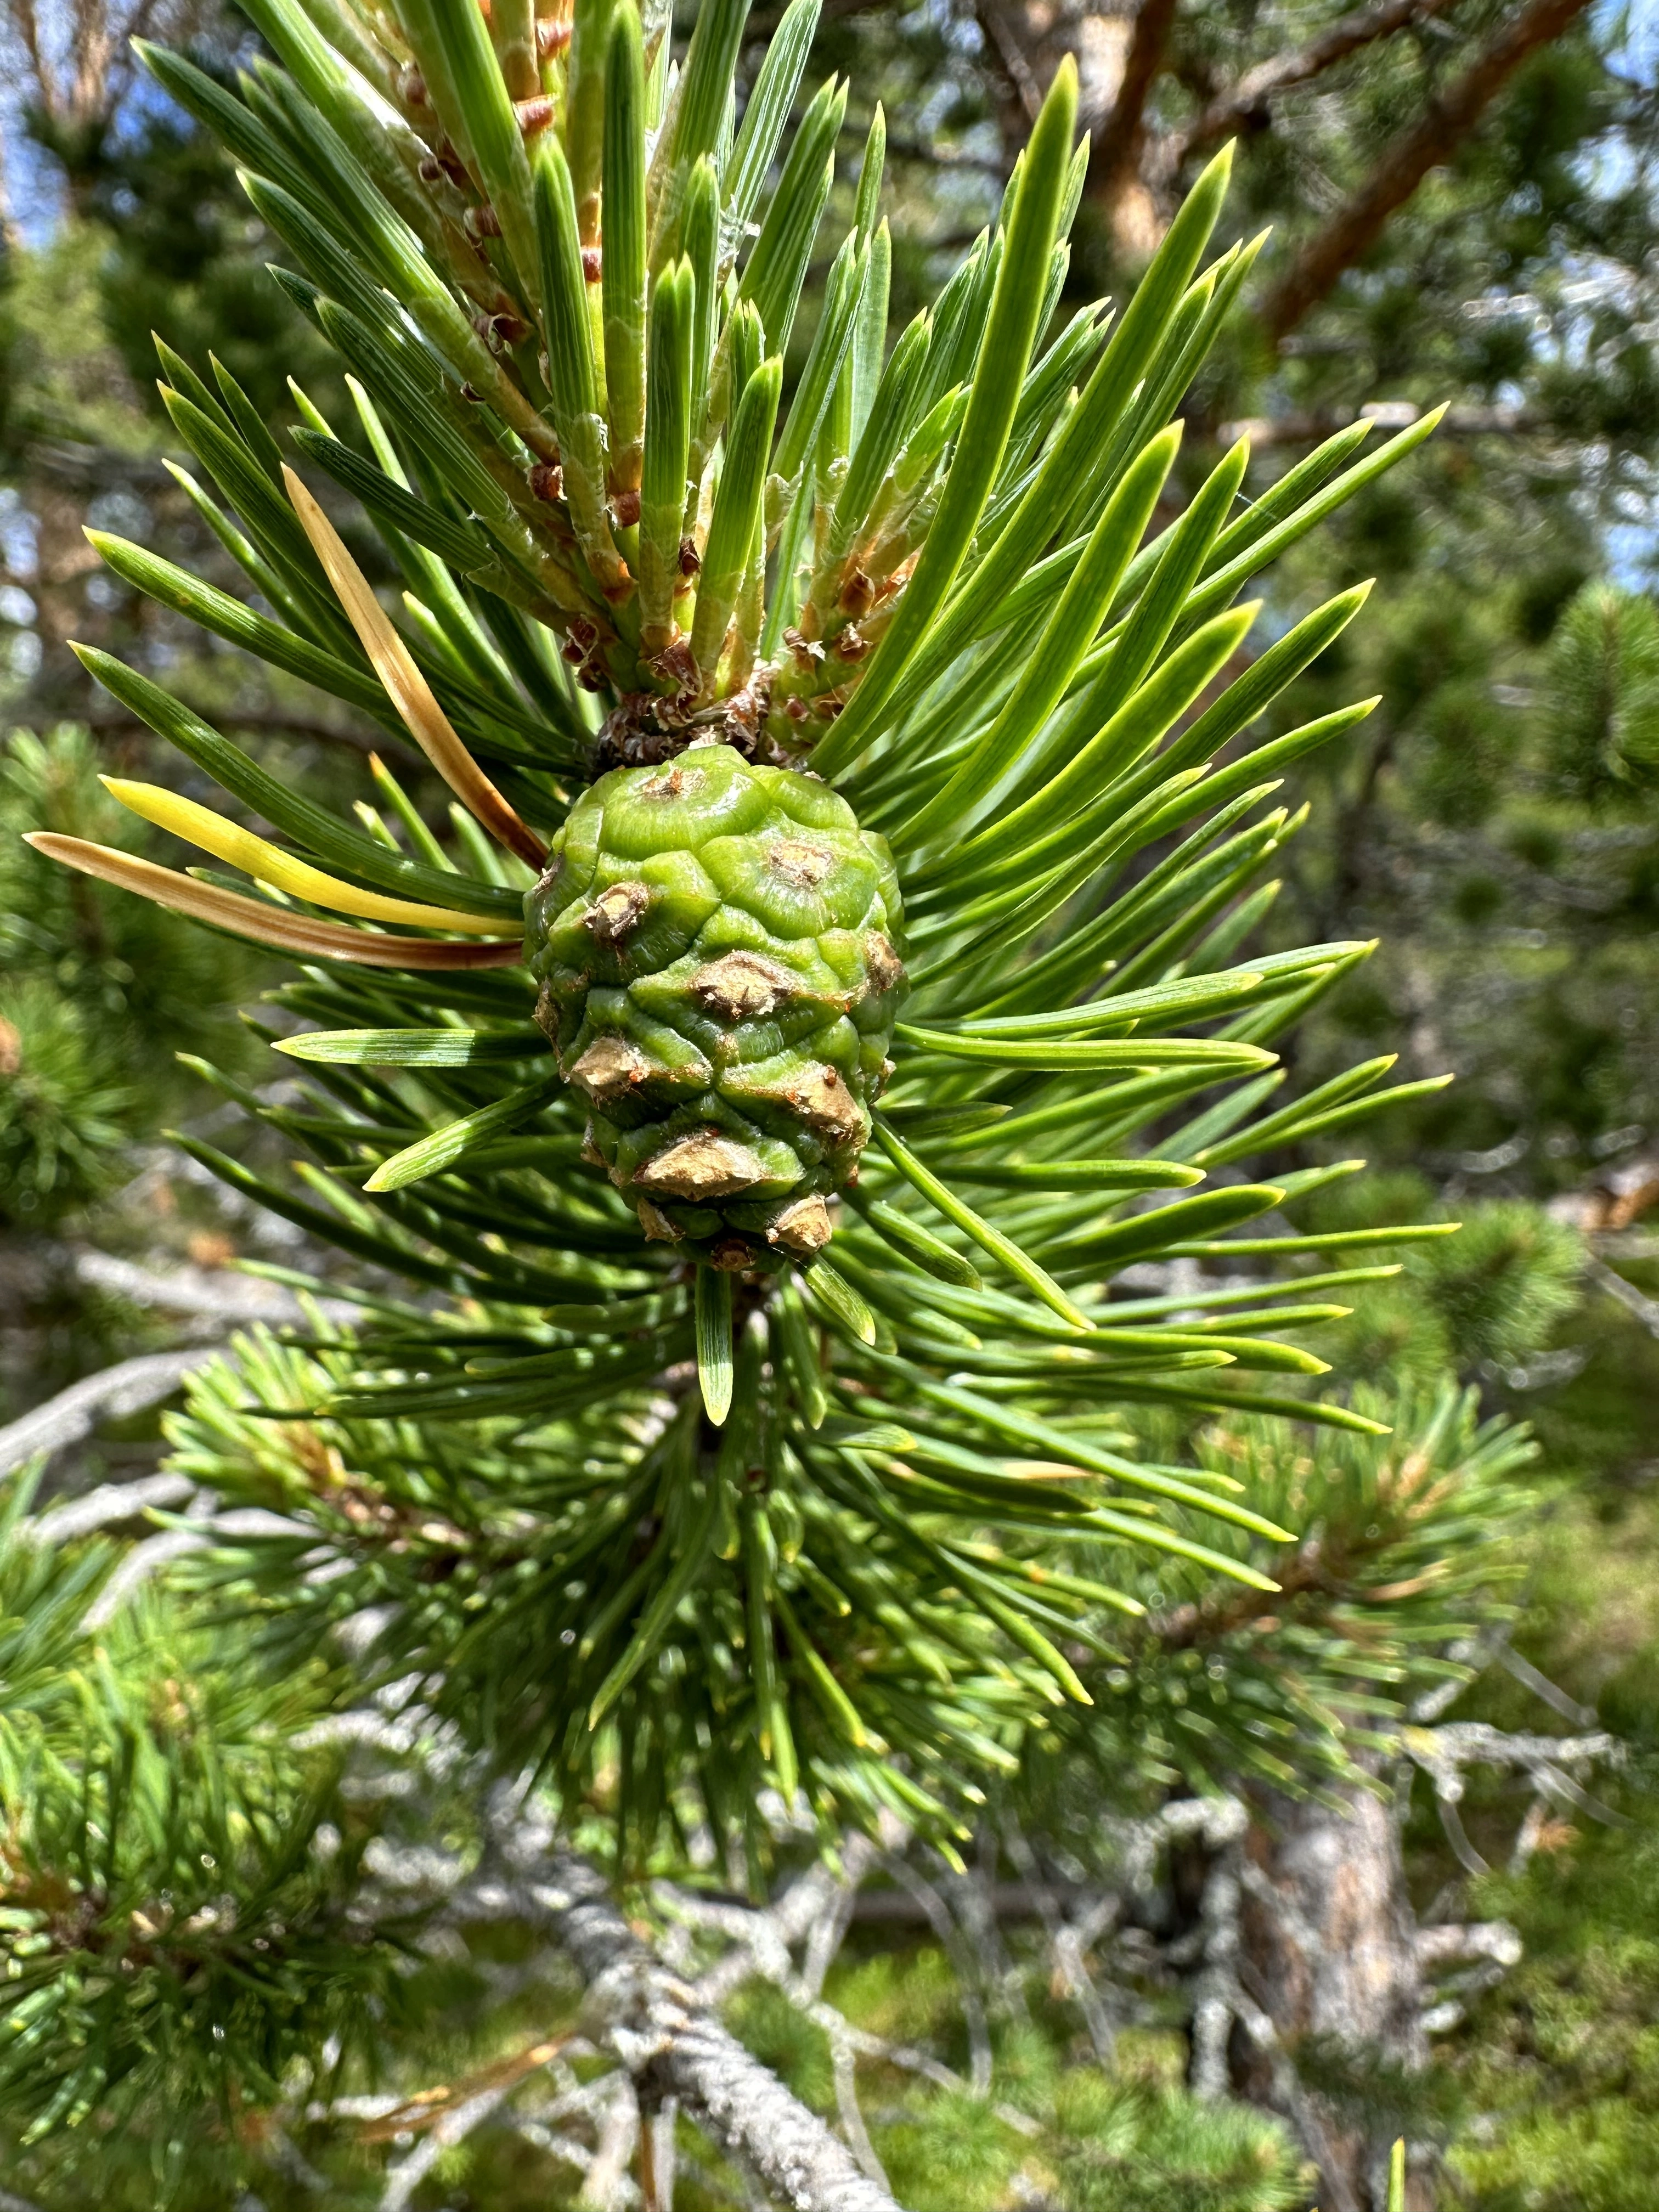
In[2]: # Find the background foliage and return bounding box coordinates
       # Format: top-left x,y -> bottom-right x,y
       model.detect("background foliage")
0,0 -> 1656,2204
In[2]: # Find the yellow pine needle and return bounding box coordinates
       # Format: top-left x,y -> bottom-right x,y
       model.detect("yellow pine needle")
25,836 -> 525,969
281,464 -> 549,871
100,778 -> 520,935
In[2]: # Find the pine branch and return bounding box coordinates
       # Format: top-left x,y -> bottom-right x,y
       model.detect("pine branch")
0,1237 -> 358,1334
659,1847 -> 1047,2129
16,0 -> 1474,1880
22,1469 -> 196,1540
1415,1920 -> 1522,1970
63,1246 -> 359,1327
1263,0 -> 1597,339
1402,1720 -> 1621,1778
844,1877 -> 1103,1923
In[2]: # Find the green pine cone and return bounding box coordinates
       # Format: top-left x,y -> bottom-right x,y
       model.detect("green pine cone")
526,740 -> 906,1270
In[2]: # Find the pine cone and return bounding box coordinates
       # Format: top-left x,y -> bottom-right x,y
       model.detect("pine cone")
527,741 -> 905,1268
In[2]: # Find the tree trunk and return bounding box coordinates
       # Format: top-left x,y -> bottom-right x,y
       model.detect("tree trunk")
1234,1776 -> 1428,2212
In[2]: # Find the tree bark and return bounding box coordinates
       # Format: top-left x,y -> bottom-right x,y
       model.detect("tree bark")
1234,1777 -> 1427,2212
1263,0 -> 1596,340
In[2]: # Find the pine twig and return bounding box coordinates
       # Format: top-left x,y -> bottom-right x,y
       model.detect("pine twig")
64,1246 -> 358,1328
974,0 -> 1045,122
877,1853 -> 994,2094
1002,1821 -> 1117,2062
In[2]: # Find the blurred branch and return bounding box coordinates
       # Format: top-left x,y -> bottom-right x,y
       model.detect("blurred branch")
1400,1720 -> 1626,1878
81,708 -> 422,770
1415,1920 -> 1522,1969
1402,1721 -> 1620,1772
884,132 -> 1010,177
0,1240 -> 357,1329
1263,0 -> 1597,340
0,1345 -> 223,1477
24,1469 -> 198,1538
974,0 -> 1045,123
657,1842 -> 1045,2137
1585,1253 -> 1659,1338
18,439 -> 176,492
1,0 -> 200,167
1220,400 -> 1543,447
846,1877 -> 1102,1922
1176,0 -> 1468,161
744,0 -> 881,35
1090,0 -> 1181,207
70,1245 -> 355,1323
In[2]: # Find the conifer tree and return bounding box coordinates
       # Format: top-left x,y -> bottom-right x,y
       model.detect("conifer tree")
0,0 -> 1532,2200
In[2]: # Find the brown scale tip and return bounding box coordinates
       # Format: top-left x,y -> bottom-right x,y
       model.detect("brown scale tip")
566,1035 -> 652,1105
782,1065 -> 861,1143
864,934 -> 904,995
635,1130 -> 766,1201
636,1198 -> 682,1243
840,568 -> 874,618
768,1195 -> 833,1257
692,950 -> 794,1022
582,880 -> 651,944
769,839 -> 834,888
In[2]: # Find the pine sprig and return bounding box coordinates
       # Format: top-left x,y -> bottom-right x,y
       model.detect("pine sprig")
29,0 -> 1457,1863
0,1477 -> 409,2185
